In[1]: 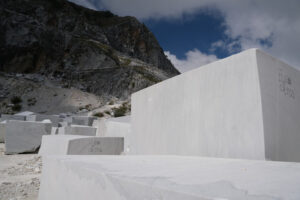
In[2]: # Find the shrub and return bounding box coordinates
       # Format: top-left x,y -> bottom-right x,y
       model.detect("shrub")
12,104 -> 22,112
104,110 -> 111,115
11,96 -> 22,104
113,105 -> 127,117
27,98 -> 37,106
93,112 -> 104,118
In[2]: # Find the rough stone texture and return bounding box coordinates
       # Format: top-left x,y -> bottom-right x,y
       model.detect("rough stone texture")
0,144 -> 41,200
0,0 -> 179,105
5,120 -> 52,154
39,135 -> 124,155
58,124 -> 96,136
131,49 -> 300,162
39,156 -> 300,200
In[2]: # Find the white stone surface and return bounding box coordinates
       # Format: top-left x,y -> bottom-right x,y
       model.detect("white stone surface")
94,116 -> 131,153
26,114 -> 61,127
1,114 -> 26,121
39,135 -> 124,155
15,111 -> 35,117
72,116 -> 96,126
39,156 -> 300,200
131,49 -> 300,162
5,120 -> 52,154
0,120 -> 6,143
58,125 -> 96,136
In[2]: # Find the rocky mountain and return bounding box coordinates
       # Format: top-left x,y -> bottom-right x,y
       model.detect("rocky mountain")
0,0 -> 179,114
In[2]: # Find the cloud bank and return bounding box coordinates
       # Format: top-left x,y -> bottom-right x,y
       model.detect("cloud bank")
69,0 -> 300,71
165,50 -> 218,73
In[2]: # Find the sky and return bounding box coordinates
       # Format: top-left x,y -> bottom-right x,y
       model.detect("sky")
69,0 -> 300,73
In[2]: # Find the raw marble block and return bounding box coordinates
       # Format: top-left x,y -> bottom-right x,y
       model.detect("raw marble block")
26,114 -> 61,127
94,116 -> 131,153
5,120 -> 52,154
72,116 -> 96,126
131,49 -> 300,162
39,156 -> 300,200
39,135 -> 124,155
58,125 -> 96,136
1,114 -> 26,121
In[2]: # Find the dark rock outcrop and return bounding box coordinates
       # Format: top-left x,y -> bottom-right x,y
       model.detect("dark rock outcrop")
0,0 -> 179,100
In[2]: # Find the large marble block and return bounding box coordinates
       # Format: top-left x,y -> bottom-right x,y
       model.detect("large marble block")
72,116 -> 96,126
26,114 -> 61,127
94,116 -> 131,153
39,156 -> 300,200
131,49 -> 300,162
5,120 -> 52,154
58,125 -> 96,136
39,135 -> 124,155
0,114 -> 26,121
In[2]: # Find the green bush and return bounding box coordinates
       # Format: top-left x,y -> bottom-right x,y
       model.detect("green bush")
93,112 -> 104,118
11,96 -> 22,104
113,105 -> 127,117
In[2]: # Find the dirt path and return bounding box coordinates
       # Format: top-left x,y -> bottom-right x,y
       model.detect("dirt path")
0,144 -> 41,200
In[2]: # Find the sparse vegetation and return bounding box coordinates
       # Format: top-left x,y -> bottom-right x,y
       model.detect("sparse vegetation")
27,98 -> 37,106
12,104 -> 22,112
11,96 -> 22,104
108,100 -> 114,105
113,103 -> 129,117
104,110 -> 111,115
93,112 -> 104,118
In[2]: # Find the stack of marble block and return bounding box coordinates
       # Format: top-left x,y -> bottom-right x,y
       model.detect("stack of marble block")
39,49 -> 300,200
0,112 -> 126,155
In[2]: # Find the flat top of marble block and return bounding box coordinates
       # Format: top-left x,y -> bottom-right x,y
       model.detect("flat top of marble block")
45,155 -> 300,199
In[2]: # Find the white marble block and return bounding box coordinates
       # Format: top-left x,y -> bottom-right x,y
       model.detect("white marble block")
5,120 -> 52,154
26,114 -> 61,127
58,125 -> 97,136
0,114 -> 26,121
38,156 -> 300,200
94,116 -> 131,153
39,135 -> 124,155
72,116 -> 96,126
131,49 -> 300,162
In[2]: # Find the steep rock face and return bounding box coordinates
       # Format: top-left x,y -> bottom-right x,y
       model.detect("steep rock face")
0,0 -> 179,100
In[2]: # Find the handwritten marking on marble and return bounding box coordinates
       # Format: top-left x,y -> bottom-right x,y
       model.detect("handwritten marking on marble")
279,68 -> 295,99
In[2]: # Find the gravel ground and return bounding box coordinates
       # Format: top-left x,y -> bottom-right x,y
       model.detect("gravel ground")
0,143 -> 41,200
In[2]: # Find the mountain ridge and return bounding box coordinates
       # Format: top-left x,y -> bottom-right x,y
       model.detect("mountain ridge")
0,0 -> 179,114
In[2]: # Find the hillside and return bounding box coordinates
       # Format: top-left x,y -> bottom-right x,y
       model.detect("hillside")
0,0 -> 179,114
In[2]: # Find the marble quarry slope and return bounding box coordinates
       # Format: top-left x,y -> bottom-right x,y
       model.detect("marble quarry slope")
0,0 -> 179,113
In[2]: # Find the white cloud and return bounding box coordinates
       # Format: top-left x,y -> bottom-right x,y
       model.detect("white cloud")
68,0 -> 97,10
69,0 -> 300,69
165,49 -> 218,73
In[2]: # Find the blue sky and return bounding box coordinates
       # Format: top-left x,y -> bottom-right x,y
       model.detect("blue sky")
143,11 -> 228,59
69,0 -> 300,73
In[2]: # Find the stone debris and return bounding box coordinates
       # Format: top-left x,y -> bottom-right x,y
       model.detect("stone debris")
0,144 -> 41,200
